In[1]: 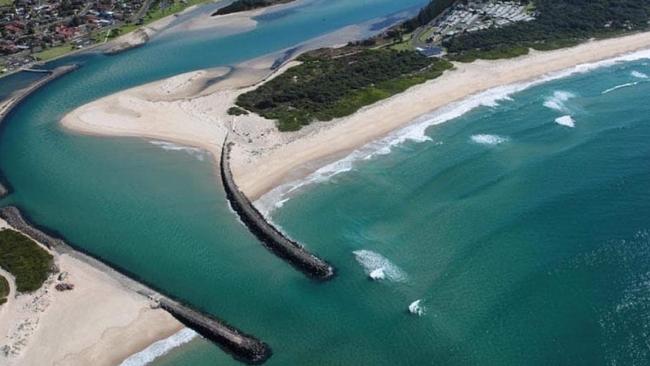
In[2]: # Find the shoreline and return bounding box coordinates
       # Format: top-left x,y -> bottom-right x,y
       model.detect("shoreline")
0,217 -> 184,366
0,0 -> 222,76
0,65 -> 79,199
234,33 -> 650,201
61,31 -> 650,203
0,206 -> 272,365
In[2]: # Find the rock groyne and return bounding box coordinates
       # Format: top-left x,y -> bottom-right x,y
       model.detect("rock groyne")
0,65 -> 79,199
0,206 -> 272,365
220,142 -> 335,280
160,299 -> 271,364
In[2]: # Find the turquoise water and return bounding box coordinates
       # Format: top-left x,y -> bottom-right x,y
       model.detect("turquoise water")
262,57 -> 650,365
2,1 -> 650,365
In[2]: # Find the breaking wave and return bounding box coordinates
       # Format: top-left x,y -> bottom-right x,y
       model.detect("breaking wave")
408,299 -> 426,316
149,140 -> 207,161
631,70 -> 648,79
554,115 -> 576,128
543,91 -> 576,112
353,250 -> 407,282
470,134 -> 508,145
602,82 -> 639,94
255,49 -> 650,216
119,328 -> 198,366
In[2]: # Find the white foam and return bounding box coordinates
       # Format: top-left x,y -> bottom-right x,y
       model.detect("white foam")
254,48 -> 650,215
554,115 -> 575,128
543,90 -> 576,112
408,299 -> 425,316
602,81 -> 639,94
353,250 -> 407,282
631,70 -> 648,79
119,328 -> 198,366
149,140 -> 207,161
470,134 -> 508,145
369,267 -> 386,280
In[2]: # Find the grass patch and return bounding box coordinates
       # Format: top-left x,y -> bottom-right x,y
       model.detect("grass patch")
236,48 -> 452,131
0,275 -> 8,305
416,27 -> 437,44
0,229 -> 54,293
145,0 -> 212,24
33,43 -> 75,61
389,34 -> 415,51
0,0 -> 12,6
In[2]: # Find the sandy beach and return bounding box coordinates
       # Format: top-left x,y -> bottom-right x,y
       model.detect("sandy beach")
0,219 -> 184,366
62,31 -> 650,202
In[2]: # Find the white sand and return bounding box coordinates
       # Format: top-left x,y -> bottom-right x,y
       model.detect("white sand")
62,32 -> 650,201
0,220 -> 183,366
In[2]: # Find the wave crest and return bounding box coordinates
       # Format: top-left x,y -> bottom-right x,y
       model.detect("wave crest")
353,250 -> 407,282
543,91 -> 576,112
120,328 -> 198,366
602,81 -> 639,94
554,115 -> 575,128
470,134 -> 508,145
408,299 -> 426,316
256,49 -> 650,216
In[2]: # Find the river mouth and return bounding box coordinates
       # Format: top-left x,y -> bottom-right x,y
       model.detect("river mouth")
0,1 -> 432,364
4,1 -> 650,365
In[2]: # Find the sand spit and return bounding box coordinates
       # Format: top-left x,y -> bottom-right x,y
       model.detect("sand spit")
62,32 -> 650,203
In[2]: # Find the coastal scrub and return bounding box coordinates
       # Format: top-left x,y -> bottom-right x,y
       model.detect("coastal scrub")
0,229 -> 53,293
235,48 -> 453,131
0,275 -> 8,305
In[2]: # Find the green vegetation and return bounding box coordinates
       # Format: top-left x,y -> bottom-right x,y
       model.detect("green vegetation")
236,48 -> 452,131
229,0 -> 650,130
146,0 -> 211,24
0,275 -> 8,305
33,43 -> 75,61
0,229 -> 54,293
444,0 -> 650,60
448,46 -> 530,63
213,0 -> 294,16
227,106 -> 250,116
30,0 -> 211,62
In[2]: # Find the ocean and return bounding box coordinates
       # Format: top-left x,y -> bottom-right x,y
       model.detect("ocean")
2,1 -> 650,365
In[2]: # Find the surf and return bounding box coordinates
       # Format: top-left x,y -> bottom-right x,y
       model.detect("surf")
554,115 -> 576,128
408,299 -> 426,316
631,70 -> 648,79
601,81 -> 639,94
353,250 -> 407,282
119,328 -> 198,366
255,49 -> 650,216
470,134 -> 508,145
543,91 -> 576,112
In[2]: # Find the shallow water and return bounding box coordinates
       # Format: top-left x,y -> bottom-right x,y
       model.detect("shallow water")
2,1 -> 650,365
